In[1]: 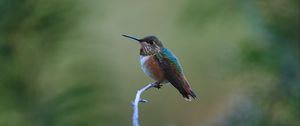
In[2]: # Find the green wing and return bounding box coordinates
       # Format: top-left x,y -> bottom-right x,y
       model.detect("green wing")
155,48 -> 196,99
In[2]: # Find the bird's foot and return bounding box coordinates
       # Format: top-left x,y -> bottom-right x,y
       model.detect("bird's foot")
153,83 -> 163,89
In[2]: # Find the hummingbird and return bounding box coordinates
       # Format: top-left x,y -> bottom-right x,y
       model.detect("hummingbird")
122,34 -> 197,101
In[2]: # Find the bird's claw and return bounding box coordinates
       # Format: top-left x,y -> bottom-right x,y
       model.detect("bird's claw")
154,83 -> 163,89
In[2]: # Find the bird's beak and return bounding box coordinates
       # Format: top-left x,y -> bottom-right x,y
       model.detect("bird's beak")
122,34 -> 141,42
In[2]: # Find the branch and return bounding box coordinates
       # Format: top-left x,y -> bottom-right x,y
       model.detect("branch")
132,82 -> 156,126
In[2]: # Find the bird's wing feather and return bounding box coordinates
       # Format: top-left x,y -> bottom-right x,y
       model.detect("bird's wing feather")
155,48 -> 194,99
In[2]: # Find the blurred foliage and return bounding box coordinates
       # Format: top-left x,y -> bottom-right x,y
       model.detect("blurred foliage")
0,0 -> 121,126
0,0 -> 299,126
216,0 -> 300,126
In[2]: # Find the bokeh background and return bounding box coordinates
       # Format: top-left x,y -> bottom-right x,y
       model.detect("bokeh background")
0,0 -> 299,126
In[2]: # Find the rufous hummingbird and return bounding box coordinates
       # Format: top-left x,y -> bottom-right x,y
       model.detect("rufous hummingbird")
122,35 -> 196,101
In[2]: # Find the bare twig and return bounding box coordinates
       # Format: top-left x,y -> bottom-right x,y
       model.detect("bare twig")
132,83 -> 156,126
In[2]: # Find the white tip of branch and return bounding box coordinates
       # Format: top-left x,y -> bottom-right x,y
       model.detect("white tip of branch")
133,83 -> 156,126
139,99 -> 149,103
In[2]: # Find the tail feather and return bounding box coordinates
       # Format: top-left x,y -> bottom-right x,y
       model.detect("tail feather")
181,80 -> 197,101
182,89 -> 197,101
190,90 -> 197,99
167,77 -> 197,101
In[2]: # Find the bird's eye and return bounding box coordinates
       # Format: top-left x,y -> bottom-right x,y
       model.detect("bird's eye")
149,41 -> 154,45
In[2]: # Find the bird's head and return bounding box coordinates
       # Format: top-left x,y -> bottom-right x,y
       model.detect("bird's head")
122,35 -> 164,56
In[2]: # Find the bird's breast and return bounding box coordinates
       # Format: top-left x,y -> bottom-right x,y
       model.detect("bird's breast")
140,55 -> 165,81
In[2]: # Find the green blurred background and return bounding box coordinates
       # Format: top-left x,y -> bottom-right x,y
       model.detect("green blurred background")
0,0 -> 299,126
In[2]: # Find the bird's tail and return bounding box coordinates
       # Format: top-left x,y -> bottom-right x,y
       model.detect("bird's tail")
180,80 -> 197,101
182,89 -> 197,101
